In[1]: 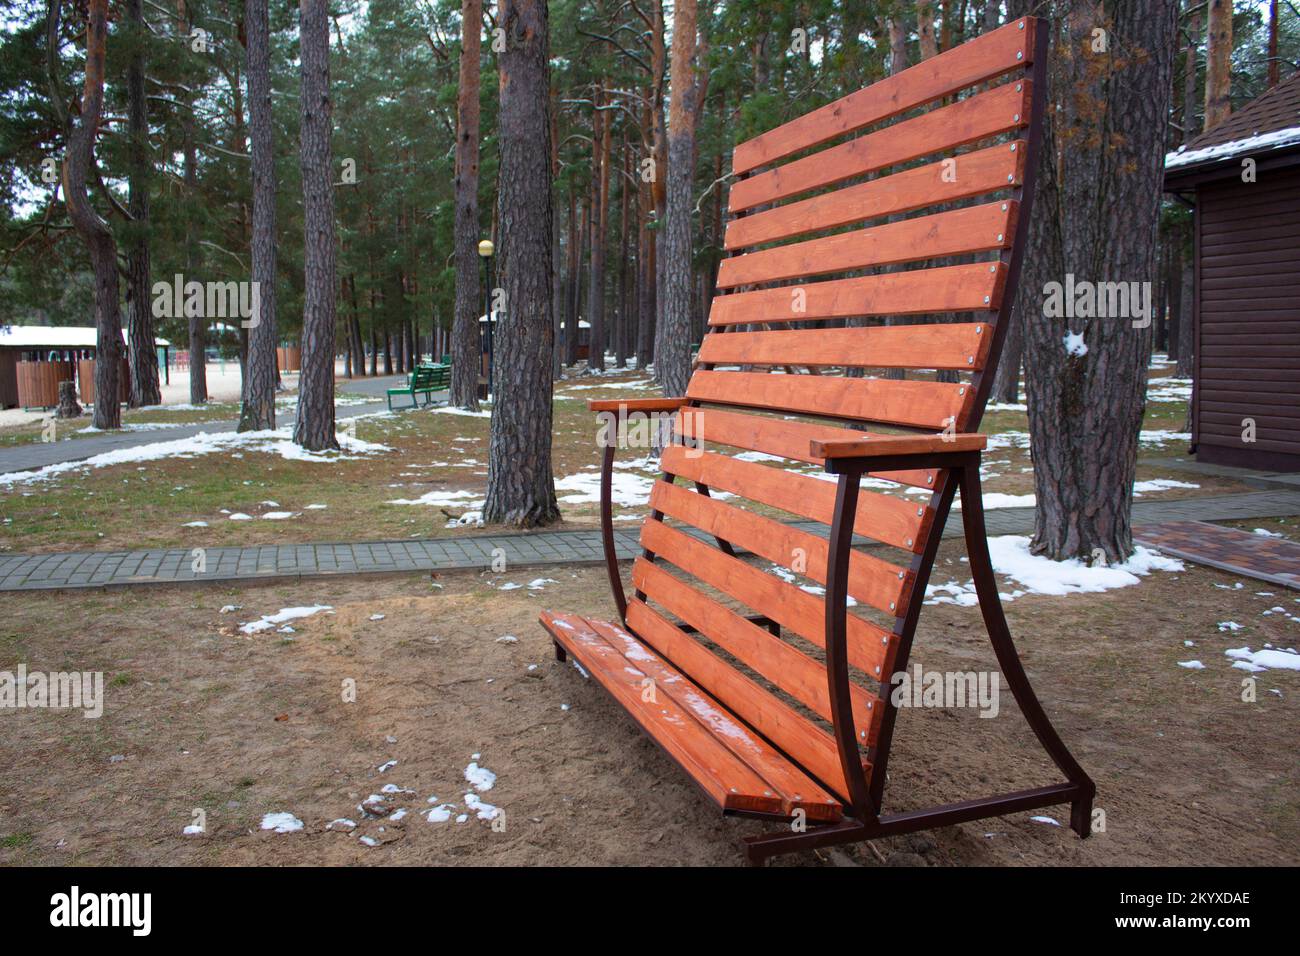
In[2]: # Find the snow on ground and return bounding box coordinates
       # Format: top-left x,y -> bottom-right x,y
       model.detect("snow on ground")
260,812 -> 304,834
554,469 -> 655,506
239,605 -> 333,635
1132,478 -> 1199,496
926,536 -> 1182,605
1226,647 -> 1300,673
387,488 -> 484,508
1147,378 -> 1193,403
0,426 -> 390,487
1138,429 -> 1192,448
987,536 -> 1183,595
464,761 -> 497,791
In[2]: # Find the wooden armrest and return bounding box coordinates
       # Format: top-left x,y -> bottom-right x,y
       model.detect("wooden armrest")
587,397 -> 688,413
812,433 -> 987,459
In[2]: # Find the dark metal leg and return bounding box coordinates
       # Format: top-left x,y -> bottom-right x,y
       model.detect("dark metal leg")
598,442 -> 628,623
957,463 -> 1096,822
553,641 -> 567,663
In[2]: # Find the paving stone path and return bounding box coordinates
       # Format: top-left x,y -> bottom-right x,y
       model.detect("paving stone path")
2,489 -> 1297,592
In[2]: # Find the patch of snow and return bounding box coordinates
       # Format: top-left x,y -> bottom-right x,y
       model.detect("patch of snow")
1177,660 -> 1205,670
0,426 -> 389,488
984,536 -> 1183,596
425,804 -> 455,823
1063,331 -> 1088,356
554,470 -> 654,507
260,812 -> 304,834
1225,646 -> 1300,672
1132,479 -> 1200,496
464,761 -> 497,791
239,604 -> 333,634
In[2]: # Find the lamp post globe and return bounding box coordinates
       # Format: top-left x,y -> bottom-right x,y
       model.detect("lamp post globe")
477,239 -> 494,258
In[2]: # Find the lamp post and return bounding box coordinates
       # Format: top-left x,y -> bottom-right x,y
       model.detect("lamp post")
478,238 -> 494,397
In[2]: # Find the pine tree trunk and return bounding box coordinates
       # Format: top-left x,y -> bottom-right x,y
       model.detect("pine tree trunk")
179,0 -> 207,405
659,0 -> 700,399
451,0 -> 483,408
293,0 -> 338,451
482,0 -> 560,528
1204,0 -> 1232,131
566,196 -> 582,367
125,0 -> 159,408
62,0 -> 122,430
239,0 -> 278,432
1022,0 -> 1178,563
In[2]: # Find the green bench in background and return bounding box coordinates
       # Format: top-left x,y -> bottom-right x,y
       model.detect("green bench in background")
386,363 -> 450,410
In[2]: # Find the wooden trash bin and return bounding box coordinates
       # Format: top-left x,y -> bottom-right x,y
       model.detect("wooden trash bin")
276,346 -> 301,372
77,358 -> 130,406
16,360 -> 74,409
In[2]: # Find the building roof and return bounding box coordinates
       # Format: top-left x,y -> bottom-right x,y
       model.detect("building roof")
1166,72 -> 1300,174
0,325 -> 171,349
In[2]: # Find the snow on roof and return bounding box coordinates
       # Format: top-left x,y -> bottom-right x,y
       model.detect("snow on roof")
1165,124 -> 1300,170
0,325 -> 171,349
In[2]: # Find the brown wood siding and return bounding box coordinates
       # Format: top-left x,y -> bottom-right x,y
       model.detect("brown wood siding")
1195,167 -> 1300,464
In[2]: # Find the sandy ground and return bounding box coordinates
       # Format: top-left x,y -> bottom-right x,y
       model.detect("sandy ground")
0,539 -> 1295,867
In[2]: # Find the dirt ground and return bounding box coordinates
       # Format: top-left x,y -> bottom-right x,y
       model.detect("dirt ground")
1,533 -> 1295,868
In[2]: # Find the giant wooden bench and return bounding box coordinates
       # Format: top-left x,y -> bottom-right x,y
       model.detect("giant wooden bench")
539,17 -> 1095,864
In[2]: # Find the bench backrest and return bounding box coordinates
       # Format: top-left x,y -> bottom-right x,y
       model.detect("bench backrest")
633,18 -> 1045,804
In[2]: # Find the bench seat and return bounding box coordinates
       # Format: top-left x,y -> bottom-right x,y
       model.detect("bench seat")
540,609 -> 844,823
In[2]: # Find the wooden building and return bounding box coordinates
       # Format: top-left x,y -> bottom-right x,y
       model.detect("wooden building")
0,326 -> 171,409
1163,74 -> 1300,472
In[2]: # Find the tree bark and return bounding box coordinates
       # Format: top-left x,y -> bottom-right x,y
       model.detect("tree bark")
659,0 -> 703,399
1204,0 -> 1232,131
451,0 -> 483,409
178,0 -> 207,405
482,0 -> 560,528
61,0 -> 122,430
1022,0 -> 1178,563
917,0 -> 939,60
239,0 -> 278,432
587,83 -> 611,372
293,0 -> 338,450
125,0 -> 160,408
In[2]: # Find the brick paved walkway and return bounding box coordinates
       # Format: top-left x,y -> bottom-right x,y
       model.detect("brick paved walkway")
1135,520 -> 1300,590
2,489 -> 1297,592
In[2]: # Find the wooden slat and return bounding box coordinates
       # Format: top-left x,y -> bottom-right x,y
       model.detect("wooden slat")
732,18 -> 1035,174
696,321 -> 991,371
717,201 -> 1015,288
626,599 -> 860,801
726,141 -> 1025,249
639,519 -> 894,681
681,406 -> 939,490
730,80 -> 1032,212
539,610 -> 783,815
662,443 -> 933,553
650,478 -> 912,614
633,558 -> 878,736
687,369 -> 973,431
708,262 -> 1004,326
585,616 -> 843,820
